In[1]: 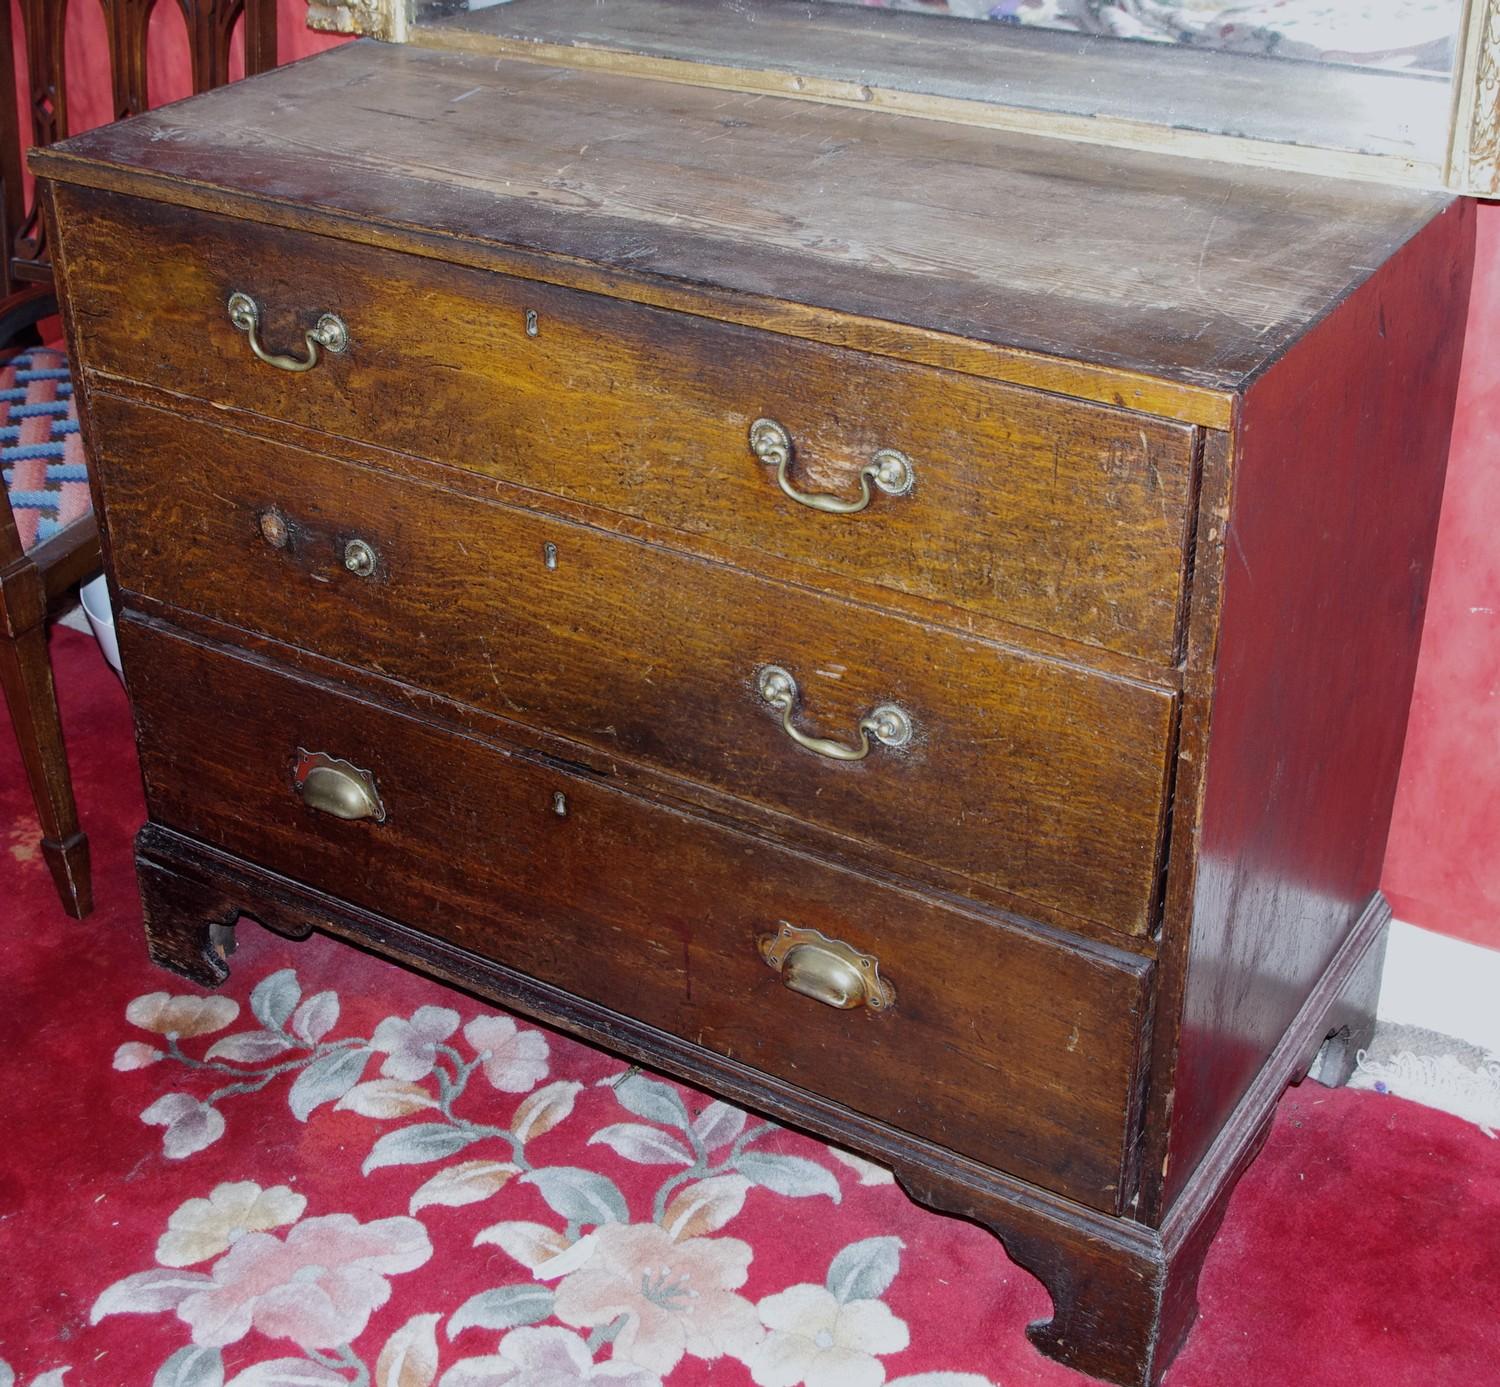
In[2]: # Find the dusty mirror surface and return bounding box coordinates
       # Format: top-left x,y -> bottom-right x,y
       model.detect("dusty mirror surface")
312,0 -> 1499,193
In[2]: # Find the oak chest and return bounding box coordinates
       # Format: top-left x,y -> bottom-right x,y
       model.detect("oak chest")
36,36 -> 1472,1386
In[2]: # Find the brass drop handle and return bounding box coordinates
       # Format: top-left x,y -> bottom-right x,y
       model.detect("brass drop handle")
757,665 -> 912,762
749,418 -> 914,514
760,923 -> 894,1012
228,292 -> 348,374
293,750 -> 385,822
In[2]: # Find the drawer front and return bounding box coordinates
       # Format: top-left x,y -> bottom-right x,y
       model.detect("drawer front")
95,395 -> 1177,935
57,187 -> 1197,663
122,617 -> 1152,1213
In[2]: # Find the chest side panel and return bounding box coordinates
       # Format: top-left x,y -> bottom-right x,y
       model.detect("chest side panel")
1159,198 -> 1475,1210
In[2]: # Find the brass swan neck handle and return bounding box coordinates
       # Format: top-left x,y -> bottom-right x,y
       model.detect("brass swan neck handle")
757,665 -> 912,762
228,292 -> 348,374
749,417 -> 914,515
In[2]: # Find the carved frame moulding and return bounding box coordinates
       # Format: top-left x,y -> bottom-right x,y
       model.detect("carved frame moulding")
305,0 -> 1500,196
306,0 -> 407,42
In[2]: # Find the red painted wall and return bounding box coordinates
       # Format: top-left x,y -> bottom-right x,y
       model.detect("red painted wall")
20,7 -> 1500,951
1384,201 -> 1500,952
8,0 -> 345,198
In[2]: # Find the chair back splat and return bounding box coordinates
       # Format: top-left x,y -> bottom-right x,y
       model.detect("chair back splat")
0,0 -> 279,298
0,0 -> 282,920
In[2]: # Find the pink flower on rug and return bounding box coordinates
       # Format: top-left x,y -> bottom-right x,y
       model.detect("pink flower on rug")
176,1213 -> 432,1349
747,1284 -> 910,1387
441,1326 -> 663,1386
551,1223 -> 762,1374
113,1041 -> 165,1071
371,1005 -> 460,1081
464,1015 -> 550,1092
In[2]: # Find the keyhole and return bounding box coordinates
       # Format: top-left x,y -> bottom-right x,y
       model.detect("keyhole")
525,309 -> 539,337
552,791 -> 568,817
543,542 -> 558,570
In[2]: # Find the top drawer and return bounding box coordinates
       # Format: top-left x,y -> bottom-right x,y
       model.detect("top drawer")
53,187 -> 1198,664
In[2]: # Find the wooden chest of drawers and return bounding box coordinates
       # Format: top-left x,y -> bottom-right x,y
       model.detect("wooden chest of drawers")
36,38 -> 1473,1387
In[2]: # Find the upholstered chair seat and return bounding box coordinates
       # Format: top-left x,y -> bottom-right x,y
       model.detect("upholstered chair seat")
1,349 -> 91,551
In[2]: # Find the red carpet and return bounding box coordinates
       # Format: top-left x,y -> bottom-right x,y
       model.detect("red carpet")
3,626 -> 1499,1387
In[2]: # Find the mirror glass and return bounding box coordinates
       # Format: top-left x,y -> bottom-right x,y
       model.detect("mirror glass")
407,0 -> 1479,190
814,1 -> 1463,76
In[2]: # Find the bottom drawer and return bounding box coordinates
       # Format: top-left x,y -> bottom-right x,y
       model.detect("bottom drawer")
122,617 -> 1152,1213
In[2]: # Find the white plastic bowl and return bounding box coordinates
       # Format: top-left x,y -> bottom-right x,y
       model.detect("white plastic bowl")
79,573 -> 122,677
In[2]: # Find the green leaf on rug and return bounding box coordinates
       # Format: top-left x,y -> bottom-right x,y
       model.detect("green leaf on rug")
363,1123 -> 481,1174
153,1345 -> 225,1387
827,1236 -> 904,1303
521,1166 -> 629,1226
448,1284 -> 556,1337
690,1100 -> 746,1151
250,970 -> 302,1032
90,1268 -> 214,1321
289,1046 -> 373,1122
736,1152 -> 842,1203
610,1073 -> 691,1129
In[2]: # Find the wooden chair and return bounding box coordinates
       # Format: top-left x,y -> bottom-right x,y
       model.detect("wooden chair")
0,0 -> 279,917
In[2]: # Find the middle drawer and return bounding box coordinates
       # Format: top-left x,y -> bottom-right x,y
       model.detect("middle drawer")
94,394 -> 1177,935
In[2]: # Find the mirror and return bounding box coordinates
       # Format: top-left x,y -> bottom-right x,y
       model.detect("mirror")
816,1 -> 1463,75
308,0 -> 1500,194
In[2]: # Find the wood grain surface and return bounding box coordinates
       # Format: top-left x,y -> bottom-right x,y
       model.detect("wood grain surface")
123,614 -> 1153,1213
92,393 -> 1177,935
34,41 -> 1449,394
1161,198 -> 1475,1205
57,189 -> 1200,663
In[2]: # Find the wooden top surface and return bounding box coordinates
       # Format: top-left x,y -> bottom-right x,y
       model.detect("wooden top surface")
35,38 -> 1449,394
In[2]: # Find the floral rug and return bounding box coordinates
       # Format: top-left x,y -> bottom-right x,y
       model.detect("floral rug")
4,626 -> 1500,1387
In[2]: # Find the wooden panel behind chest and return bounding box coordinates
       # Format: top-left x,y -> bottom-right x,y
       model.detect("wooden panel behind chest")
56,186 -> 1199,663
121,616 -> 1153,1213
93,393 -> 1177,935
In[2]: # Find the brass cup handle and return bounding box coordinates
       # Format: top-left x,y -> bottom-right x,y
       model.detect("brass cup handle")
757,665 -> 912,762
760,923 -> 894,1012
228,292 -> 348,374
293,750 -> 385,822
749,417 -> 914,515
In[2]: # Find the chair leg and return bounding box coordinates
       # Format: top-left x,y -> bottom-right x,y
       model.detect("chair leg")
0,621 -> 92,917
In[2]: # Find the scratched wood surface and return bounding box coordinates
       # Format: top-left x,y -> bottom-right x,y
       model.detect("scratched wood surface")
33,40 -> 1449,392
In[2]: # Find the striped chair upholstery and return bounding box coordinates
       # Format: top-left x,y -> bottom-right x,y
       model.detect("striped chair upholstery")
1,348 -> 89,551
